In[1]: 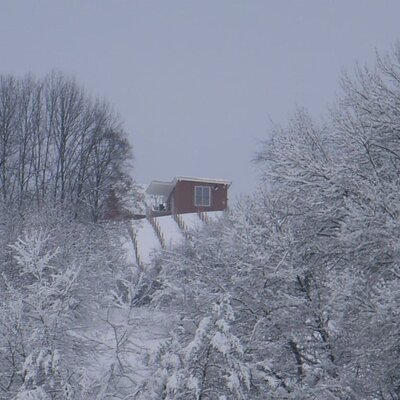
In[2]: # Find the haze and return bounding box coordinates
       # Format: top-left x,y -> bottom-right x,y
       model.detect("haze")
1,0 -> 400,197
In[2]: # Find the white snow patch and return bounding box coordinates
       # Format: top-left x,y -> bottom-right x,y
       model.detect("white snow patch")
227,372 -> 240,391
69,307 -> 172,387
184,316 -> 212,361
187,375 -> 200,396
211,331 -> 229,355
166,371 -> 179,391
133,219 -> 161,264
14,388 -> 51,400
121,235 -> 136,265
207,210 -> 225,222
157,215 -> 184,248
180,213 -> 204,231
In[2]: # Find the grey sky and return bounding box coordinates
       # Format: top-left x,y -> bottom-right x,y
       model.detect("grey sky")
1,1 -> 400,197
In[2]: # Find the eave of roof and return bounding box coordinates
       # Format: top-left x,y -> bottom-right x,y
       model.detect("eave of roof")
174,176 -> 232,186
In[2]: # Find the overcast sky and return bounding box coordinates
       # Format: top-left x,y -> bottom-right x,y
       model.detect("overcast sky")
1,1 -> 400,197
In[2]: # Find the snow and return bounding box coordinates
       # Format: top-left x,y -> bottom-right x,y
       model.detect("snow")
167,372 -> 179,391
187,375 -> 200,396
130,211 -> 224,268
121,235 -> 136,265
133,219 -> 161,264
207,210 -> 225,222
211,331 -> 229,355
227,372 -> 241,392
70,306 -> 172,390
14,388 -> 51,400
157,215 -> 184,248
174,176 -> 231,185
184,316 -> 212,361
180,212 -> 203,231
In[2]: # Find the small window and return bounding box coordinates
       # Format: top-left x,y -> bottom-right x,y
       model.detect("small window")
195,186 -> 211,207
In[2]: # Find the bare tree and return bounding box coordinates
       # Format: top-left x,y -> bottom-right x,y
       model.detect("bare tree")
0,72 -> 135,221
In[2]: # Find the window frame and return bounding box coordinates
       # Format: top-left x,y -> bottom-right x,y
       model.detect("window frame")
194,185 -> 211,207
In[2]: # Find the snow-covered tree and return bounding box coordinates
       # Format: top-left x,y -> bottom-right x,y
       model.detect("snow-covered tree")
145,44 -> 400,398
139,295 -> 249,400
0,230 -> 80,398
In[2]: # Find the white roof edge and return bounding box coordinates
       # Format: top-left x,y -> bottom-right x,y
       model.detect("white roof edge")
174,176 -> 232,186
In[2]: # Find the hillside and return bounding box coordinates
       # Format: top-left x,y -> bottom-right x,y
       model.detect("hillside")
129,211 -> 224,267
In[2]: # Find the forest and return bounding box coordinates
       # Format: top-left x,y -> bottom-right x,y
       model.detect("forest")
1,47 -> 400,399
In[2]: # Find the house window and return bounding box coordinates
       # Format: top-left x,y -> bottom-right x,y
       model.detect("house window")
195,186 -> 211,207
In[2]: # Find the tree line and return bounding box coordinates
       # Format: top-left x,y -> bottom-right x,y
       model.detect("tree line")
0,72 -> 133,221
0,73 -> 136,399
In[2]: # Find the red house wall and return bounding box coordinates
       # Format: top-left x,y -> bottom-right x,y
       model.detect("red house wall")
169,180 -> 229,214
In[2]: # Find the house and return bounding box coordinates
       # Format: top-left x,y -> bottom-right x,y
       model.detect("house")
146,176 -> 231,216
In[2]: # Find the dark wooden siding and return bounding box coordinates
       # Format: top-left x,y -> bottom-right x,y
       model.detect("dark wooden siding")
170,180 -> 229,214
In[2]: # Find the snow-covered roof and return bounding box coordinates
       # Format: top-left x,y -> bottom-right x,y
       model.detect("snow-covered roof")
146,180 -> 175,198
175,176 -> 231,186
146,176 -> 231,198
